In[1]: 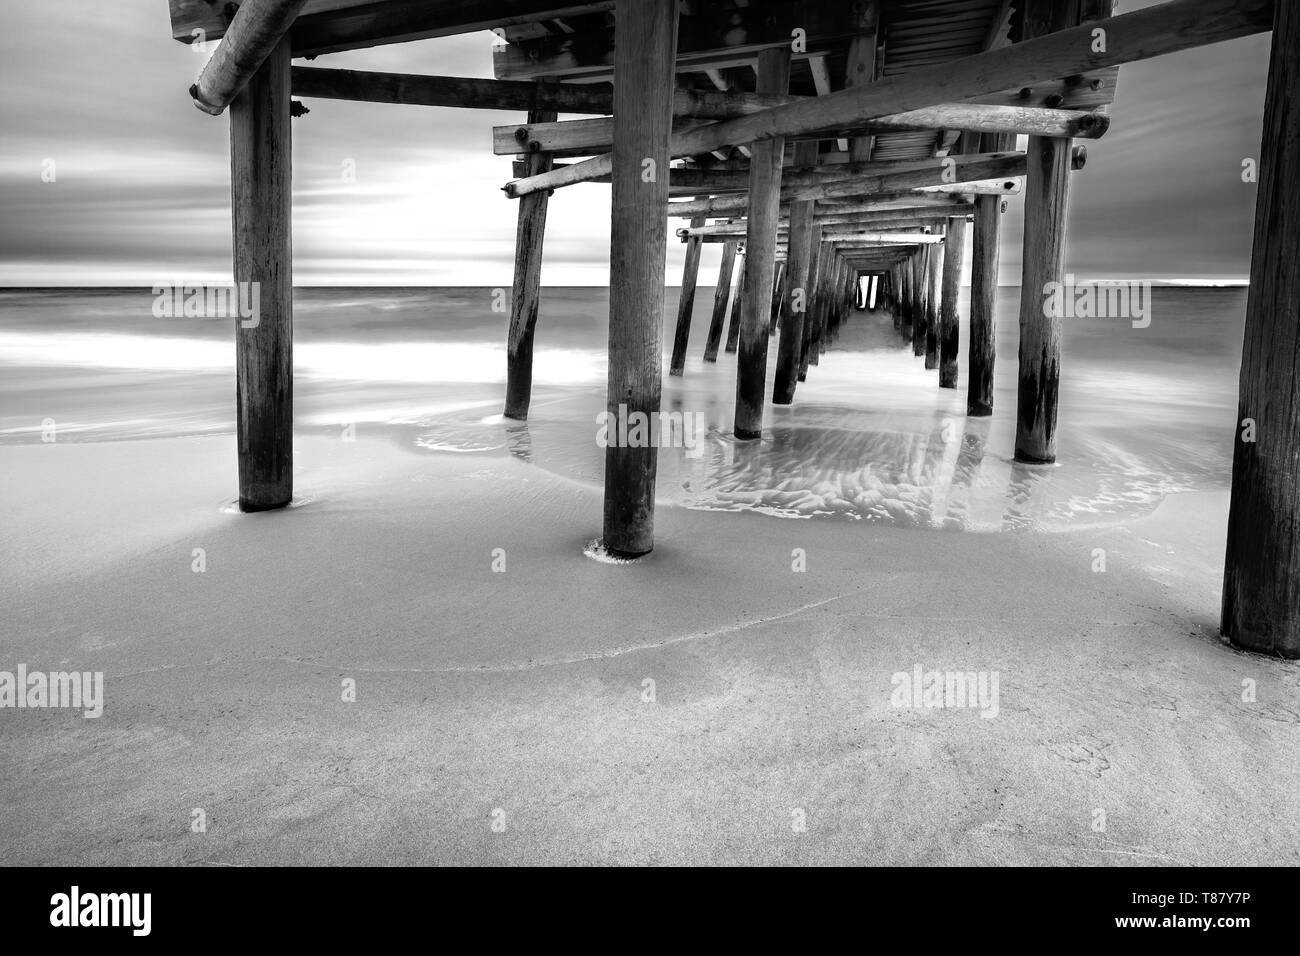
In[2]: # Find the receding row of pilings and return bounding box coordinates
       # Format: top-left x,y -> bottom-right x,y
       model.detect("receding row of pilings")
208,0 -> 1298,656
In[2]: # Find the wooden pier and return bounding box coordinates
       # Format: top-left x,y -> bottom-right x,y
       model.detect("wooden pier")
170,0 -> 1294,656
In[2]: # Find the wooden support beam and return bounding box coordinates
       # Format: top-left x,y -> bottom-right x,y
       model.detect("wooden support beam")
924,238 -> 944,370
493,1 -> 877,81
191,0 -> 310,116
899,257 -> 913,338
171,0 -> 617,55
506,0 -> 1268,198
939,213 -> 966,388
968,132 -> 1014,416
774,140 -> 818,405
725,252 -> 746,353
768,260 -> 786,335
667,0 -> 1259,157
703,240 -> 737,362
293,66 -> 803,119
843,2 -> 880,163
685,216 -> 950,240
745,195 -> 976,215
1222,0 -> 1300,658
669,215 -> 706,376
230,37 -> 293,511
735,47 -> 791,441
848,103 -> 1108,141
911,250 -> 927,357
504,108 -> 557,420
506,123 -> 1066,196
822,232 -> 941,244
799,231 -> 824,382
602,0 -> 676,558
889,266 -> 902,330
1013,41 -> 1085,453
663,164 -> 1001,215
919,179 -> 1022,196
294,66 -> 616,114
817,250 -> 835,363
728,254 -> 748,356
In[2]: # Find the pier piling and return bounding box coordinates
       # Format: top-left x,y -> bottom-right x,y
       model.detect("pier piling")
1014,133 -> 1071,463
702,239 -> 737,362
939,212 -> 966,388
724,251 -> 745,353
601,0 -> 676,557
231,37 -> 293,512
968,132 -> 1013,416
669,214 -> 706,376
925,237 -> 943,370
1222,0 -> 1300,658
735,47 -> 791,441
504,108 -> 556,419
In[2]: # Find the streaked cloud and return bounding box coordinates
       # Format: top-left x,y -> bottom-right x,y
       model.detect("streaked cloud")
0,2 -> 1270,285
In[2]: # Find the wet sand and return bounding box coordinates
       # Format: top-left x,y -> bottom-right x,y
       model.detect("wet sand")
2,429 -> 1297,865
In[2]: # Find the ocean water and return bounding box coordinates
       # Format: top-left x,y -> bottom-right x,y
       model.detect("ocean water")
0,285 -> 1246,531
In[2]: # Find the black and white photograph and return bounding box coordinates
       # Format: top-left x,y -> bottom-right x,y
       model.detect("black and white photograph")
0,0 -> 1296,921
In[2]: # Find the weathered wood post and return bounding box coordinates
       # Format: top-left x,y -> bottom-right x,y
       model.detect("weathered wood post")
231,37 -> 293,512
834,259 -> 850,340
769,260 -> 787,334
899,260 -> 909,338
907,253 -> 918,351
1015,135 -> 1071,462
939,214 -> 967,388
911,248 -> 928,357
702,239 -> 737,362
724,250 -> 746,353
735,47 -> 792,440
1222,0 -> 1300,658
902,257 -> 911,339
968,132 -> 1014,416
602,0 -> 677,556
798,230 -> 823,382
924,235 -> 943,370
504,108 -> 557,419
669,214 -> 706,376
1014,0 -> 1108,460
774,141 -> 818,404
809,247 -> 831,366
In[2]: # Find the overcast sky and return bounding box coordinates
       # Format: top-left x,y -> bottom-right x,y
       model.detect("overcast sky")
0,1 -> 1269,286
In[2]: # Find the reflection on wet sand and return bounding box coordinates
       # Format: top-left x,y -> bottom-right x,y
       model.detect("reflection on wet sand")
411,388 -> 1210,534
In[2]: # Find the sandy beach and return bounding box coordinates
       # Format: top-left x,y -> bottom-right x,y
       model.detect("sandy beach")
3,403 -> 1297,864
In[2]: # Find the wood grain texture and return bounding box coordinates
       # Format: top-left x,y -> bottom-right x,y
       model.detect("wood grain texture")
773,140 -> 819,405
768,260 -> 786,335
939,214 -> 966,388
669,215 -> 706,376
506,0 -> 1269,196
1014,135 -> 1071,463
492,0 -> 875,81
601,0 -> 675,557
501,103 -> 1108,161
734,47 -> 791,441
925,240 -> 944,370
504,108 -> 556,420
230,38 -> 293,511
911,248 -> 927,357
702,240 -> 737,362
1222,0 -> 1300,658
724,252 -> 746,354
968,131 -> 1015,415
798,233 -> 824,381
192,0 -> 310,115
